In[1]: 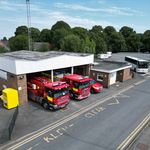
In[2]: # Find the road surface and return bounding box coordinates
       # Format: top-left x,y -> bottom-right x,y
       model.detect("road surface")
2,77 -> 150,150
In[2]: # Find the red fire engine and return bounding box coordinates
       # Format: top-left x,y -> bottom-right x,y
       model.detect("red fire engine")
62,74 -> 91,100
27,76 -> 70,110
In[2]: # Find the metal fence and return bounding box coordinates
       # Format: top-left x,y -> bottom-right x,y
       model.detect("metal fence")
0,106 -> 19,144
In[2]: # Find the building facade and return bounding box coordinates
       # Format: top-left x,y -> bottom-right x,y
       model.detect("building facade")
0,51 -> 94,104
90,61 -> 133,88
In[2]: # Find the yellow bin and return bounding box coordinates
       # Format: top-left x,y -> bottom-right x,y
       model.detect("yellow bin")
1,88 -> 19,109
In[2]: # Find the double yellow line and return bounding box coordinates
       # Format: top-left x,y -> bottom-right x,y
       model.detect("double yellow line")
117,113 -> 150,150
1,85 -> 134,150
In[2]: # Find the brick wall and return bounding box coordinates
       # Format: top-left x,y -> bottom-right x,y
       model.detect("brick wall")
90,70 -> 109,88
16,75 -> 28,105
122,68 -> 133,81
0,72 -> 28,105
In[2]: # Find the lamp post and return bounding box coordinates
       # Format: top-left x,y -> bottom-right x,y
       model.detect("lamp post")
26,0 -> 32,51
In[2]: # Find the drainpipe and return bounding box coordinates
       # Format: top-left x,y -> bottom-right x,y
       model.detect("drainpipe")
71,67 -> 74,74
51,70 -> 54,82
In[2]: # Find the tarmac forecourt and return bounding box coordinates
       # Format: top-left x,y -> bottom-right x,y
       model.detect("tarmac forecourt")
1,85 -> 134,150
117,113 -> 150,150
1,77 -> 149,150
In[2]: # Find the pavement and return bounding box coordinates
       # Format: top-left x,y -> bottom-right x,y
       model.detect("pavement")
0,72 -> 149,149
129,123 -> 150,150
0,101 -> 17,144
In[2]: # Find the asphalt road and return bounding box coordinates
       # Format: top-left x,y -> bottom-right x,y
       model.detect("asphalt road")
2,76 -> 150,150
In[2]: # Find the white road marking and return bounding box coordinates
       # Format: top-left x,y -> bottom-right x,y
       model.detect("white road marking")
107,97 -> 119,105
3,85 -> 134,150
68,124 -> 74,127
84,106 -> 106,118
43,124 -> 74,143
27,147 -> 32,150
134,79 -> 146,85
26,143 -> 40,150
117,93 -> 130,98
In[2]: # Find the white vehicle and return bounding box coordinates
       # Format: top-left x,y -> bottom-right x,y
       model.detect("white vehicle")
125,56 -> 149,73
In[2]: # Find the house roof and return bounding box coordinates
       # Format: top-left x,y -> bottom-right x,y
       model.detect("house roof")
91,61 -> 132,73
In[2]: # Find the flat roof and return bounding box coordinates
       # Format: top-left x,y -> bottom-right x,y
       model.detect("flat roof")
104,52 -> 150,62
91,61 -> 132,73
0,51 -> 94,75
125,56 -> 149,62
0,50 -> 90,61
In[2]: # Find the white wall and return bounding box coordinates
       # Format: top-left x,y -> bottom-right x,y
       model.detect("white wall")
0,57 -> 16,74
109,72 -> 117,85
0,54 -> 94,75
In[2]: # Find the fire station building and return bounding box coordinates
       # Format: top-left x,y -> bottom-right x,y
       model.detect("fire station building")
0,50 -> 94,105
90,61 -> 133,88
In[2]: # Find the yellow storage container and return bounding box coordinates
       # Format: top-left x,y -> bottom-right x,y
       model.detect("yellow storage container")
1,88 -> 19,109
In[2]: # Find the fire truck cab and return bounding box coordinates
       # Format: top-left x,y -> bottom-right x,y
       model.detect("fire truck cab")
63,74 -> 91,100
27,76 -> 70,110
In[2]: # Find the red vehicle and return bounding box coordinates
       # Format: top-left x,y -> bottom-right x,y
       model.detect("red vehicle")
89,78 -> 103,93
27,76 -> 70,110
62,74 -> 91,100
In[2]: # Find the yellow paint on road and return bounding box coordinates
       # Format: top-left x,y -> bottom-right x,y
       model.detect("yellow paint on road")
117,113 -> 150,150
2,85 -> 134,150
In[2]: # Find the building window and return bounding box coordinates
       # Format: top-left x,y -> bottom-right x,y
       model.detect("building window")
0,70 -> 7,80
97,73 -> 104,81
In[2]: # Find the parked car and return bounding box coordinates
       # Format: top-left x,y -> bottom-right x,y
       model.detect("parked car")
89,78 -> 103,93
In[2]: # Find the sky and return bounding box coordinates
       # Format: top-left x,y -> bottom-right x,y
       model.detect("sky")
0,0 -> 150,39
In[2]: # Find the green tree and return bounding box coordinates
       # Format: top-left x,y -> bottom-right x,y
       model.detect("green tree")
9,35 -> 28,51
30,27 -> 40,42
142,30 -> 150,52
60,34 -> 82,52
82,36 -> 96,53
110,32 -> 127,52
51,21 -> 71,31
104,26 -> 116,35
15,26 -> 28,36
0,45 -> 7,53
15,26 -> 40,42
72,27 -> 88,40
104,26 -> 127,52
51,28 -> 70,50
72,27 -> 96,53
90,25 -> 103,33
40,29 -> 51,42
126,33 -> 141,52
119,26 -> 140,52
51,21 -> 71,49
89,25 -> 107,54
120,26 -> 135,38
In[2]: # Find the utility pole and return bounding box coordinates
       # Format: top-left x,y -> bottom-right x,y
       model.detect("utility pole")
26,0 -> 32,51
